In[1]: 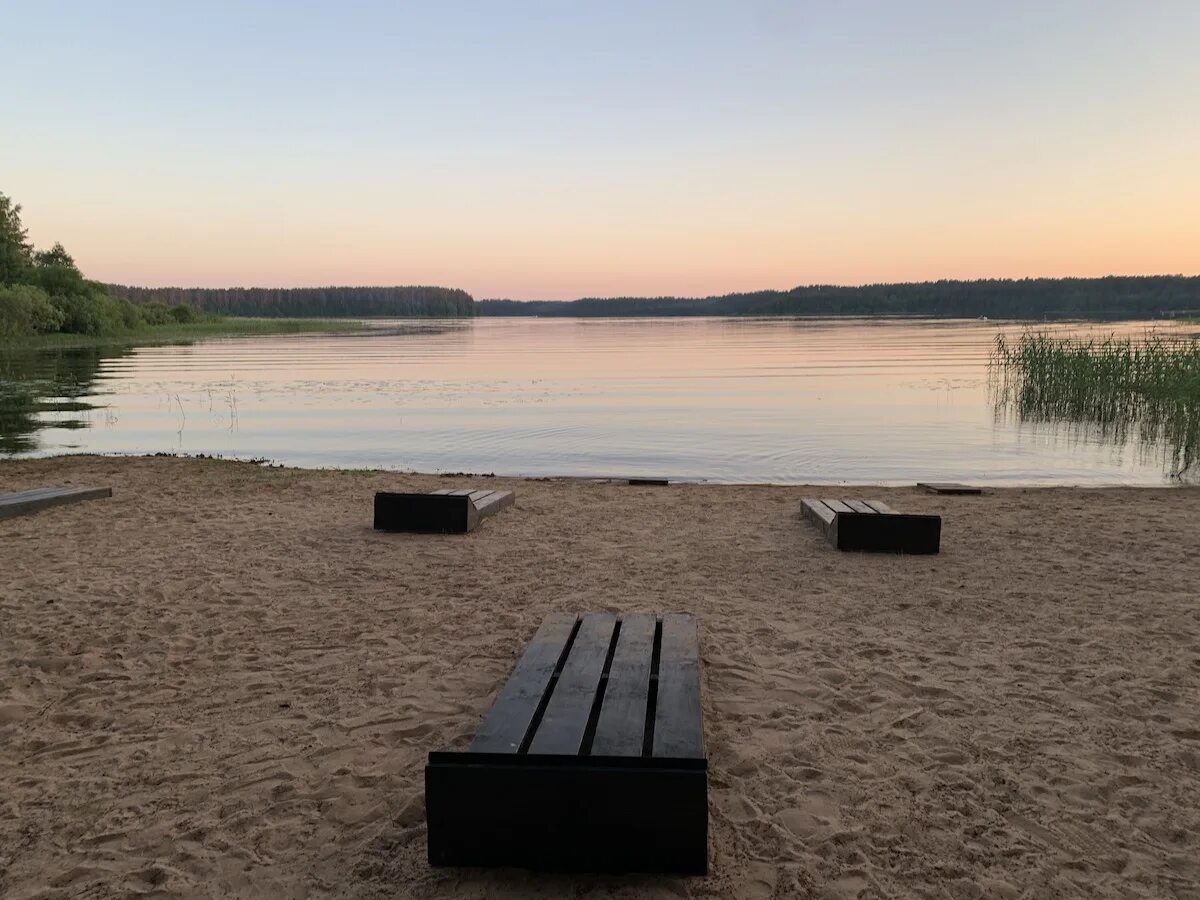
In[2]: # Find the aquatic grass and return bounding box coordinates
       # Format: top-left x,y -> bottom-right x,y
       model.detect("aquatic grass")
992,332 -> 1200,478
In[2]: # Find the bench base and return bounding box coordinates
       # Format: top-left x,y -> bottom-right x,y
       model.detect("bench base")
426,752 -> 708,874
373,489 -> 513,533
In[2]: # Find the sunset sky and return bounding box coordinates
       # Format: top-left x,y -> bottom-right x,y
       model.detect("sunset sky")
5,1 -> 1199,299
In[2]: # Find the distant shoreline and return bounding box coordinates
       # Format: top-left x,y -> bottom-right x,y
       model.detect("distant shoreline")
0,317 -> 360,351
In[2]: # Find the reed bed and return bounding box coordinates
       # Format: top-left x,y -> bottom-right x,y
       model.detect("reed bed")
992,332 -> 1200,477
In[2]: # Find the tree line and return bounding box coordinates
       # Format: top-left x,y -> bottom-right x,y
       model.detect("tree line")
106,284 -> 476,318
1,191 -> 202,337
478,277 -> 1200,319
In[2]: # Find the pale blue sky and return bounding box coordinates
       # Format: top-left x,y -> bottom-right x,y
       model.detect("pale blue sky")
4,1 -> 1198,298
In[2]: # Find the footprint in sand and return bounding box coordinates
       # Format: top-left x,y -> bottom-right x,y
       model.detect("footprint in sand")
776,793 -> 841,838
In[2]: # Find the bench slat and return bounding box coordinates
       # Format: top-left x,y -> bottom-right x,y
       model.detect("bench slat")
801,498 -> 835,526
863,500 -> 896,514
0,487 -> 112,522
470,613 -> 579,753
844,499 -> 877,514
475,490 -> 514,515
590,613 -> 656,757
652,614 -> 704,760
528,613 -> 617,755
821,499 -> 855,514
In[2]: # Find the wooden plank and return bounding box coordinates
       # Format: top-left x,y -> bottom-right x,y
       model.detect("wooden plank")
0,487 -> 103,506
918,482 -> 982,495
1,488 -> 65,502
470,613 -> 579,753
431,488 -> 454,495
844,499 -> 877,514
652,614 -> 704,760
821,499 -> 855,514
0,487 -> 112,522
863,499 -> 896,514
590,614 -> 656,757
468,489 -> 495,504
474,490 -> 514,519
528,613 -> 617,755
447,489 -> 473,496
801,498 -> 835,526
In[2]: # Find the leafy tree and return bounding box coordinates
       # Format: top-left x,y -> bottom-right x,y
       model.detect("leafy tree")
0,192 -> 33,284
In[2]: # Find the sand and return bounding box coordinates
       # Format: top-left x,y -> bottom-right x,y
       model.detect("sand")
1,455 -> 1198,899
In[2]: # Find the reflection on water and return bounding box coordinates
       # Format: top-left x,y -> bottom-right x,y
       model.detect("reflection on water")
0,346 -> 118,453
1,318 -> 1197,484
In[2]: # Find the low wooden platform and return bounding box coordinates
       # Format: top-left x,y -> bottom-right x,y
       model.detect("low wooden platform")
627,478 -> 670,486
373,488 -> 514,533
918,482 -> 982,495
801,498 -> 941,554
0,487 -> 112,522
426,612 -> 708,874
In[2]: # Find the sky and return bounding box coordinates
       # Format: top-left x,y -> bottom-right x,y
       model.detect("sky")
4,1 -> 1199,300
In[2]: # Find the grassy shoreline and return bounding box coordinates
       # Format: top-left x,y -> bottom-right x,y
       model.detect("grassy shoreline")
0,317 -> 363,350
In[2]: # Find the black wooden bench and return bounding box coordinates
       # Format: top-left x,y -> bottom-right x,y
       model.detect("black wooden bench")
426,612 -> 708,874
373,488 -> 514,533
0,487 -> 112,522
801,498 -> 941,554
917,482 -> 982,495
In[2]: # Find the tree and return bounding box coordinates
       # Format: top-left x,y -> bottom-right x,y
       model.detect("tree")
0,191 -> 33,284
31,242 -> 87,297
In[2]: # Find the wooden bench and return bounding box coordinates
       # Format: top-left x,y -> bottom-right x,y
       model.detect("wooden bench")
373,488 -> 514,533
0,487 -> 112,522
801,498 -> 941,554
426,612 -> 708,874
917,482 -> 982,495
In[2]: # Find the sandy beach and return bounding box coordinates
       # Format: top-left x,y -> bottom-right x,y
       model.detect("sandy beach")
1,455 -> 1198,899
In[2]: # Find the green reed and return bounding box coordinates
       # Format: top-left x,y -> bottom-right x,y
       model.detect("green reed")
992,332 -> 1200,478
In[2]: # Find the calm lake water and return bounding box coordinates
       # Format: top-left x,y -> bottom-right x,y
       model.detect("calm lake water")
2,317 -> 1197,484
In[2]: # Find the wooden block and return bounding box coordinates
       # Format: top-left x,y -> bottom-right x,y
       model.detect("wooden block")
373,489 -> 514,533
0,487 -> 111,522
628,478 -> 670,486
918,482 -> 983,495
426,612 -> 708,874
802,497 -> 940,554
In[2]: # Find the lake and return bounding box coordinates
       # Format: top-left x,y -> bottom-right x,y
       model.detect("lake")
2,317 -> 1196,484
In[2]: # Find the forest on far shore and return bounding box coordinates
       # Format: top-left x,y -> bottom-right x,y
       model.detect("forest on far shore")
479,276 -> 1200,320
106,284 -> 476,319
